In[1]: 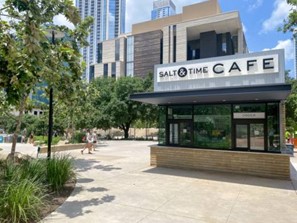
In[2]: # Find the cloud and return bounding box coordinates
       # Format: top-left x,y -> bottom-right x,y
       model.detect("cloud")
53,14 -> 74,29
248,0 -> 263,11
263,39 -> 294,61
261,0 -> 292,33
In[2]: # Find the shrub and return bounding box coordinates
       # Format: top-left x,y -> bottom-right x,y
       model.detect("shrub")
34,136 -> 60,145
0,179 -> 47,223
0,161 -> 22,182
0,154 -> 75,222
19,159 -> 47,184
46,154 -> 75,192
72,131 -> 85,143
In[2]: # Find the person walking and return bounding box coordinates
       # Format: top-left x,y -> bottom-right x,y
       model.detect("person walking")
81,130 -> 93,154
21,128 -> 27,143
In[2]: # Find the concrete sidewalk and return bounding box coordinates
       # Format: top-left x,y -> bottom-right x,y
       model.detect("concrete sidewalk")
36,141 -> 297,223
2,141 -> 297,222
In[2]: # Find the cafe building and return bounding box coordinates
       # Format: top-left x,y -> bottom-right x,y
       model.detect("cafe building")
131,49 -> 292,179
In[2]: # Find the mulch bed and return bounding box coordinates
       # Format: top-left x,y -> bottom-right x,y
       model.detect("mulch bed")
40,180 -> 76,220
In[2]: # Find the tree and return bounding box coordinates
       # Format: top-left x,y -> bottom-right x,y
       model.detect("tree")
280,0 -> 297,33
88,76 -> 158,139
285,72 -> 297,131
0,0 -> 92,156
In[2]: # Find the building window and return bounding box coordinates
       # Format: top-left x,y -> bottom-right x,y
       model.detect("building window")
160,38 -> 163,64
233,103 -> 265,113
158,106 -> 166,145
111,62 -> 116,78
104,64 -> 108,77
267,103 -> 280,152
98,43 -> 103,63
232,35 -> 238,53
168,106 -> 192,120
89,65 -> 95,81
173,25 -> 176,62
126,36 -> 134,76
222,33 -> 227,53
115,39 -> 120,61
194,105 -> 231,149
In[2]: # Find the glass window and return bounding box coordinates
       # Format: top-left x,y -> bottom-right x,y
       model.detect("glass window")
97,43 -> 103,63
108,0 -> 116,39
194,105 -> 231,149
126,36 -> 134,62
126,62 -> 134,77
89,65 -> 95,81
104,64 -> 108,77
111,62 -> 116,78
168,106 -> 192,120
233,103 -> 265,113
267,103 -> 280,152
158,106 -> 166,145
115,39 -> 120,61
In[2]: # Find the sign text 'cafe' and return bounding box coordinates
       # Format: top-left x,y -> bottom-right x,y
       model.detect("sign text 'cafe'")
157,54 -> 279,83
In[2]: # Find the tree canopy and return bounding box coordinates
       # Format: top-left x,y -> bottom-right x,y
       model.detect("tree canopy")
280,0 -> 297,33
81,76 -> 158,139
0,0 -> 92,154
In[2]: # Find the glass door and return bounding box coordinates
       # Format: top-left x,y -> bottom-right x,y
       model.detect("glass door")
234,121 -> 266,151
235,124 -> 248,149
169,123 -> 179,145
169,121 -> 193,146
250,123 -> 265,151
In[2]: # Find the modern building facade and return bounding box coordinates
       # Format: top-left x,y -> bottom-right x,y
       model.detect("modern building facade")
94,0 -> 247,79
151,0 -> 176,20
94,34 -> 127,79
293,29 -> 297,79
131,49 -> 292,179
75,0 -> 126,81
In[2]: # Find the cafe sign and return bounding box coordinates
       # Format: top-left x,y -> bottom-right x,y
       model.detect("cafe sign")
157,54 -> 279,83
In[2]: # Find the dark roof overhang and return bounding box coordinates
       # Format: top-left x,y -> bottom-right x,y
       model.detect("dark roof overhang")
130,84 -> 291,105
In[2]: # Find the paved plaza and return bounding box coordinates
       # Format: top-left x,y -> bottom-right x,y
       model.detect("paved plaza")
1,141 -> 297,223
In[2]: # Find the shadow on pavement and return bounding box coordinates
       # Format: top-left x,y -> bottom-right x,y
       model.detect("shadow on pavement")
74,158 -> 122,172
71,186 -> 109,196
143,166 -> 296,191
56,195 -> 115,218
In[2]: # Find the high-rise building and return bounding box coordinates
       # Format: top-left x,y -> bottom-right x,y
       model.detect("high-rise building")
151,0 -> 176,20
75,0 -> 126,82
94,0 -> 247,79
294,29 -> 297,79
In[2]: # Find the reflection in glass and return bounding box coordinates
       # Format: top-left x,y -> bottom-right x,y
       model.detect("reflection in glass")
233,103 -> 265,113
267,103 -> 280,152
158,106 -> 166,145
250,124 -> 264,150
180,122 -> 192,146
194,105 -> 231,149
169,123 -> 179,144
236,124 -> 248,148
168,106 -> 192,120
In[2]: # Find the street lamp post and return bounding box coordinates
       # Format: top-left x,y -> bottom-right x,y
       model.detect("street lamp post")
46,29 -> 64,159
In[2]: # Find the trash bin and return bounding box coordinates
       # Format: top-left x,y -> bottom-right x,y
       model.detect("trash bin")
0,136 -> 3,143
283,143 -> 294,156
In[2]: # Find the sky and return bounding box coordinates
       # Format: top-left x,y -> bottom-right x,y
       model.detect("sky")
0,0 -> 295,77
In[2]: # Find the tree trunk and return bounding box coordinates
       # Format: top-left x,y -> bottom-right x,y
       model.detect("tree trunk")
124,128 -> 129,139
11,96 -> 26,156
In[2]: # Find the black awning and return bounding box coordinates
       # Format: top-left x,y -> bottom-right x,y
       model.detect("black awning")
130,84 -> 291,105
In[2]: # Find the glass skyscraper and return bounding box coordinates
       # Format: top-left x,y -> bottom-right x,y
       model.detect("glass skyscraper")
75,0 -> 126,82
293,29 -> 297,79
151,0 -> 176,20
